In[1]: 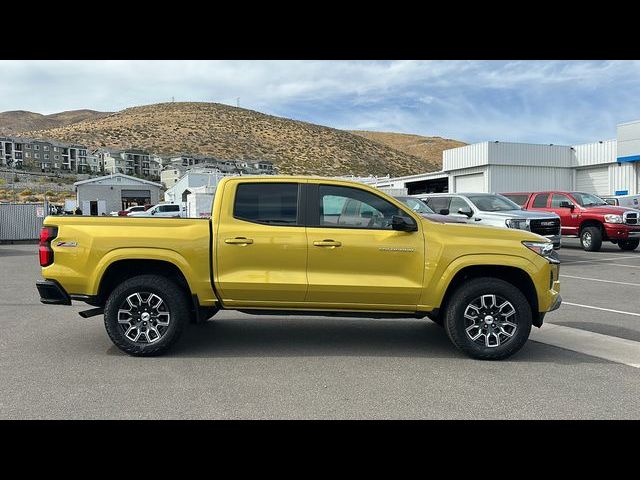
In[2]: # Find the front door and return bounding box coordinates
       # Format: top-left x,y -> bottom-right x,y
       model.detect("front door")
215,181 -> 308,306
305,182 -> 425,311
549,193 -> 580,235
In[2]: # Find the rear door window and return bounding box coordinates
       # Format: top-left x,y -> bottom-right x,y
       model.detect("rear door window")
532,194 -> 549,208
233,183 -> 299,225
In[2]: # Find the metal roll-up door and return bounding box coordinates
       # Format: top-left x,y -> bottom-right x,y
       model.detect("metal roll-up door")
454,173 -> 484,193
575,167 -> 609,195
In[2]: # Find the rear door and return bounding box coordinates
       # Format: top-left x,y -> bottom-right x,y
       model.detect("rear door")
305,182 -> 425,310
214,181 -> 308,306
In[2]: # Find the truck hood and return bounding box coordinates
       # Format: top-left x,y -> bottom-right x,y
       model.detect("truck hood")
423,217 -> 549,244
579,205 -> 640,215
477,209 -> 559,219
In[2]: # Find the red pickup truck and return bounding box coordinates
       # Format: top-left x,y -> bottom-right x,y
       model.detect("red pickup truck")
502,191 -> 640,252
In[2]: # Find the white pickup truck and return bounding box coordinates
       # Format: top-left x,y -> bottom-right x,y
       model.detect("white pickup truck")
418,192 -> 562,249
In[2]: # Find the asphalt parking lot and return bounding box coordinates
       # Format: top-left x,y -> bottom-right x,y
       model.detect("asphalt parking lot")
1,240 -> 639,419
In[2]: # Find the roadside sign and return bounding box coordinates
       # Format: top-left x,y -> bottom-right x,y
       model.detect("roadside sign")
36,206 -> 45,218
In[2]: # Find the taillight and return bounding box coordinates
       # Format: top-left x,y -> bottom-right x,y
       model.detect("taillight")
39,226 -> 58,267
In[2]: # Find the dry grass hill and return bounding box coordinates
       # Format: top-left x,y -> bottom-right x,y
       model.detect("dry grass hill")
0,109 -> 111,136
349,130 -> 467,171
17,102 -> 460,177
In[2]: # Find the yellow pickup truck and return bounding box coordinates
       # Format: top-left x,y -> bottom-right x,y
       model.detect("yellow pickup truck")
36,176 -> 561,359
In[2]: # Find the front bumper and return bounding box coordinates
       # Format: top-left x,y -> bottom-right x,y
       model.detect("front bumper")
36,280 -> 71,305
548,294 -> 562,312
603,223 -> 640,240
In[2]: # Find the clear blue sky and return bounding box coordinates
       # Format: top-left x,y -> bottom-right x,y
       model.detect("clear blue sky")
1,60 -> 639,145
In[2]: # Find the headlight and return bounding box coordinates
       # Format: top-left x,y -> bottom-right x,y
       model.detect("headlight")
506,218 -> 530,230
604,214 -> 624,224
523,241 -> 560,264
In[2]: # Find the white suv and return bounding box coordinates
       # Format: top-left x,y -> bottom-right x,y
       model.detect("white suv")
129,203 -> 182,218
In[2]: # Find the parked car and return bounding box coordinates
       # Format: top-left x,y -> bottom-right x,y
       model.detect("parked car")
129,203 -> 182,218
36,176 -> 561,360
601,194 -> 640,209
110,205 -> 151,217
417,193 -> 562,249
502,191 -> 640,251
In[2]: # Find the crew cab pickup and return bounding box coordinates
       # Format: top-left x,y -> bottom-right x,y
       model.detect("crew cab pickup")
36,176 -> 562,360
502,191 -> 640,252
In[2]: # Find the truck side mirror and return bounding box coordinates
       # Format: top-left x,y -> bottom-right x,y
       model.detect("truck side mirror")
392,215 -> 418,232
458,207 -> 473,218
439,209 -> 450,215
559,201 -> 574,210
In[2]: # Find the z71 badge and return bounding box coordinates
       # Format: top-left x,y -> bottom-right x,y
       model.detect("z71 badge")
56,241 -> 78,248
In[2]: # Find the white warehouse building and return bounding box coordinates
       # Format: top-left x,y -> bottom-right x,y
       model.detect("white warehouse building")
371,119 -> 640,197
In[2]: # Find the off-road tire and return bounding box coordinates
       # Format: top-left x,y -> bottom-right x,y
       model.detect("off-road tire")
580,226 -> 602,252
618,238 -> 640,251
104,274 -> 190,356
444,277 -> 532,360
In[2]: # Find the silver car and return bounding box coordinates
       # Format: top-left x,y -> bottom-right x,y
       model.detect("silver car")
417,192 -> 562,249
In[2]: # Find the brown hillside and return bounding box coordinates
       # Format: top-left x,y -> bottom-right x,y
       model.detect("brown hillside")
349,130 -> 467,171
19,102 -> 444,177
0,109 -> 111,135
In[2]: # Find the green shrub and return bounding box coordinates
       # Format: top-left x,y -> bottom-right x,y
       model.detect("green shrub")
44,190 -> 55,197
0,178 -> 5,186
13,175 -> 20,182
20,189 -> 33,196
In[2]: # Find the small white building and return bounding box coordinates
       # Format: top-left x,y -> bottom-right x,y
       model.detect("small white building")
74,173 -> 163,215
164,170 -> 236,211
374,119 -> 640,197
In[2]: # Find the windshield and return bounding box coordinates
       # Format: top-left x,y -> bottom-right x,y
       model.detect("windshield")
396,197 -> 434,214
466,194 -> 521,212
571,192 -> 608,207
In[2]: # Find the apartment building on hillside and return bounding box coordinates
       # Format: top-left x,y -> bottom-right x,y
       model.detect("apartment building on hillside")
0,136 -> 96,173
100,148 -> 162,179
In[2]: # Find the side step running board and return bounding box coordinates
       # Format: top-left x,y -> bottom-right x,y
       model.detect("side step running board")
79,307 -> 104,318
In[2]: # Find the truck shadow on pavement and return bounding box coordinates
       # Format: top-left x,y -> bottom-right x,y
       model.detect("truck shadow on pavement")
148,316 -> 605,364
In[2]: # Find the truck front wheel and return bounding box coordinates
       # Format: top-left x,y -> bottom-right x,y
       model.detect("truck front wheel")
618,238 -> 640,251
444,278 -> 532,360
580,226 -> 602,252
104,274 -> 190,356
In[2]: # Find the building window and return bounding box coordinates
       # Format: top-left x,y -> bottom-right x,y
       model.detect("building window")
43,146 -> 49,151
34,153 -> 40,159
34,145 -> 40,150
25,144 -> 31,149
53,147 -> 58,152
25,152 -> 31,158
54,155 -> 59,160
44,154 -> 49,159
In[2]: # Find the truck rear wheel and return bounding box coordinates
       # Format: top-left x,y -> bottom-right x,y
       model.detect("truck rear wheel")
618,238 -> 640,251
104,274 -> 190,356
444,277 -> 532,360
580,226 -> 602,252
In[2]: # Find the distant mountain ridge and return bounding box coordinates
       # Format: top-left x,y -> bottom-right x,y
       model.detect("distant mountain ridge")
0,109 -> 111,136
349,130 -> 467,172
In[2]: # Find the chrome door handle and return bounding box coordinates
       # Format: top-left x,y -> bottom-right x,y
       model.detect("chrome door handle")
313,240 -> 342,247
225,237 -> 254,245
